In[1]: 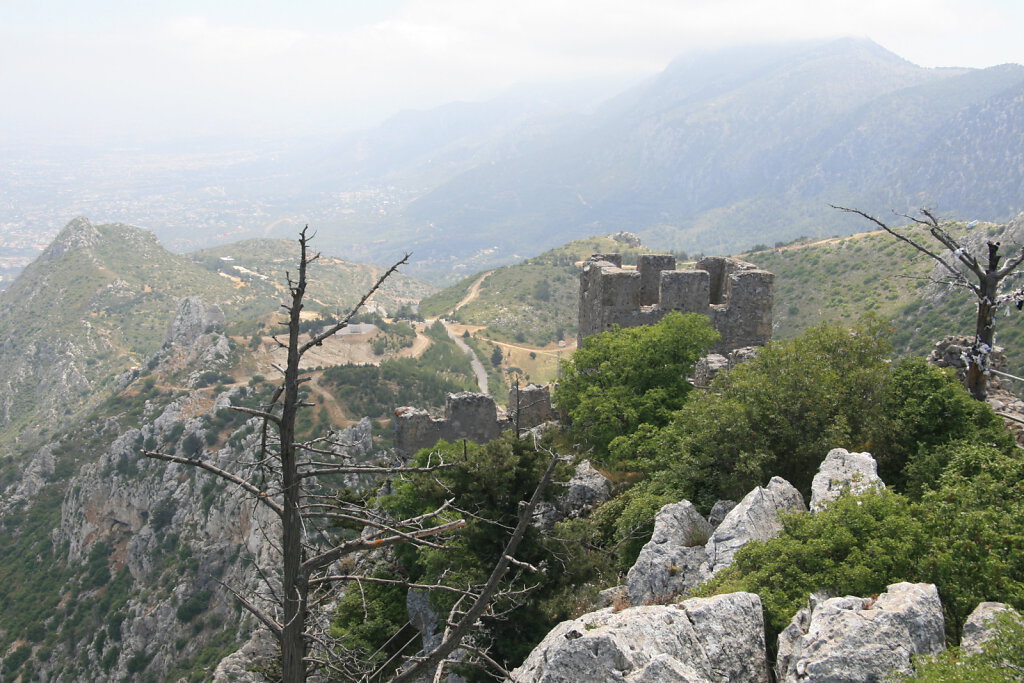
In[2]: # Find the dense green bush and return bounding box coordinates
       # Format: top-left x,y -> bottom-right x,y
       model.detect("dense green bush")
555,312 -> 718,458
701,492 -> 928,637
904,611 -> 1024,681
330,576 -> 412,671
355,435 -> 577,679
868,359 -> 1013,494
701,442 -> 1024,644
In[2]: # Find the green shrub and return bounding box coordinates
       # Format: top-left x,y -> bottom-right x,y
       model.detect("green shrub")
903,612 -> 1024,681
701,492 -> 926,638
555,312 -> 718,458
701,442 -> 1024,644
175,591 -> 211,623
868,360 -> 1013,494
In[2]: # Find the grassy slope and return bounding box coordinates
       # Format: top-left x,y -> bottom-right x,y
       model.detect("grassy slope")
420,234 -> 658,345
742,220 -> 1024,373
190,239 -> 435,327
430,218 -> 1024,379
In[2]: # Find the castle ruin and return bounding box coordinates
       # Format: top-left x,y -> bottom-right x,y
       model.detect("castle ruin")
393,384 -> 557,456
578,254 -> 773,353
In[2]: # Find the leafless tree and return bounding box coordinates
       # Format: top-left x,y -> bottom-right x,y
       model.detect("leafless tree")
144,227 -> 558,682
832,206 -> 1024,400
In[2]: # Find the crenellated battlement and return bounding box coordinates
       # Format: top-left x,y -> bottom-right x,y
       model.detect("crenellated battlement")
578,254 -> 773,353
393,385 -> 557,456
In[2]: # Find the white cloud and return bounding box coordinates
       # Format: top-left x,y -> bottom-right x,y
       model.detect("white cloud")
1,0 -> 1021,143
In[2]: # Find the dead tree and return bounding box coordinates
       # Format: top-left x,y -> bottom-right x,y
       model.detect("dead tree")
832,206 -> 1024,400
145,227 -> 557,682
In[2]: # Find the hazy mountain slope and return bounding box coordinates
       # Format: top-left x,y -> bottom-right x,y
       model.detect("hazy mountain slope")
0,225 -> 454,681
190,238 -> 434,324
744,214 -> 1024,371
423,211 -> 1024,375
0,218 -> 238,454
388,39 -> 1024,274
0,219 -> 435,459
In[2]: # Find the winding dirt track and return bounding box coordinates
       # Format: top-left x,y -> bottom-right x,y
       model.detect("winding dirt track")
447,271 -> 493,316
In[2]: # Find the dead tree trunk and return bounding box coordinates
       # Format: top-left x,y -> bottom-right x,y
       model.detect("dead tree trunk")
145,228 -> 558,682
832,206 -> 1024,401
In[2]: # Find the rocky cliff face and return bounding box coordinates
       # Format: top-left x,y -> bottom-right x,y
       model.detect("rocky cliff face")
10,385 -> 276,681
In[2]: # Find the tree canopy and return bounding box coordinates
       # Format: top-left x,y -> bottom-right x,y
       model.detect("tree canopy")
554,311 -> 718,457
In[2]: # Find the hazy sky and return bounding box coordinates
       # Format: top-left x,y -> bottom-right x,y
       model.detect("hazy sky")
2,0 -> 1022,145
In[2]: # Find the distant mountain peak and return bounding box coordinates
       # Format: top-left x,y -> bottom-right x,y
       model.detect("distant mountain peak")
42,216 -> 100,261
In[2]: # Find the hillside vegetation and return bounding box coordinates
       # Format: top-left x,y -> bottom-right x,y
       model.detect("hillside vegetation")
426,213 -> 1024,378
744,215 -> 1024,372
420,233 -> 662,345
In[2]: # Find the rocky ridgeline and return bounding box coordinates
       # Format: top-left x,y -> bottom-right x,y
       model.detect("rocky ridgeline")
511,448 -> 1000,683
0,296 -> 375,681
42,382 -> 377,682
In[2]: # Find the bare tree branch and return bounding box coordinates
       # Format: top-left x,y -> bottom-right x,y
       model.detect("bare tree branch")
229,405 -> 283,424
218,579 -> 283,639
298,254 -> 411,357
831,205 -> 979,293
301,519 -> 467,574
142,449 -> 284,516
391,450 -> 561,683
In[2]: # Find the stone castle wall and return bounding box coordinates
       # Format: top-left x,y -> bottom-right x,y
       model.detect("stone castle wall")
578,254 -> 773,353
394,385 -> 556,456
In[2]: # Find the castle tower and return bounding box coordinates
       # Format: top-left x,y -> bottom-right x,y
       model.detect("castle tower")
577,253 -> 774,353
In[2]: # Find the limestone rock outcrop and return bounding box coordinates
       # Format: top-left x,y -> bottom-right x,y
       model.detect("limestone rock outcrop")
776,582 -> 945,682
625,477 -> 803,606
166,296 -> 227,348
707,500 -> 736,529
706,476 -> 805,575
809,448 -> 885,512
561,459 -> 612,518
960,602 -> 1021,654
510,592 -> 770,683
626,501 -> 713,606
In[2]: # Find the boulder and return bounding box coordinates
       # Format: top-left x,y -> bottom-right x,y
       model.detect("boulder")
560,460 -> 612,519
707,500 -> 736,529
510,592 -> 769,683
706,476 -> 805,574
777,582 -> 945,682
809,448 -> 885,512
626,500 -> 713,606
960,602 -> 1021,655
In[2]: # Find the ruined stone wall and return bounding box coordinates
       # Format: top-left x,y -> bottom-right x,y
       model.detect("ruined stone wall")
578,254 -> 773,353
508,384 -> 560,431
394,387 -> 557,456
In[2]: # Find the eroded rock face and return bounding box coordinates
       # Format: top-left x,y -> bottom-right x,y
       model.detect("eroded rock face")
623,478 -> 802,607
707,500 -> 736,529
809,448 -> 885,512
626,501 -> 713,606
706,476 -> 805,575
777,582 -> 945,682
166,296 -> 227,348
211,628 -> 275,682
561,460 -> 612,519
960,602 -> 1021,655
510,592 -> 769,683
